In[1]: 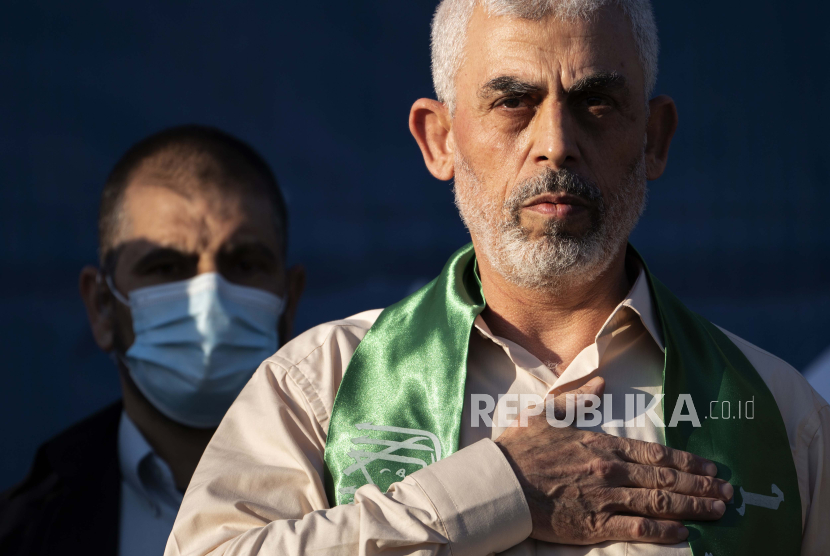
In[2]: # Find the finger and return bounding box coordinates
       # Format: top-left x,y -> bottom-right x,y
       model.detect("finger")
615,488 -> 726,521
603,516 -> 689,544
620,462 -> 733,501
614,437 -> 718,477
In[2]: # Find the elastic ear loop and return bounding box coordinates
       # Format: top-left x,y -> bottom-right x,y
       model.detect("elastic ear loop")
96,272 -> 132,368
100,272 -> 131,306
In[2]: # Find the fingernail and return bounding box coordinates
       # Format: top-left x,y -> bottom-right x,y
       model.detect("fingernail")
721,483 -> 734,501
713,500 -> 726,516
678,527 -> 689,540
705,463 -> 718,476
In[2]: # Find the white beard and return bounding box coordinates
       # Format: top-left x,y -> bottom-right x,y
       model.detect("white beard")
453,153 -> 648,291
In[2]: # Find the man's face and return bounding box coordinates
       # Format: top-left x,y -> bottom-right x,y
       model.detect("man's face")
450,5 -> 649,288
106,175 -> 288,350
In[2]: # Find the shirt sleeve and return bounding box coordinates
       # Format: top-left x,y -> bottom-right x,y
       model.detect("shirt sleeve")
800,402 -> 830,555
164,348 -> 531,556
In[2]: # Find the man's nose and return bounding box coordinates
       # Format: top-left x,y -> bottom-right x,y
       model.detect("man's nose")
529,101 -> 580,170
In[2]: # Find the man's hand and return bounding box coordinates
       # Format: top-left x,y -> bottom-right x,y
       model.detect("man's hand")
494,377 -> 733,545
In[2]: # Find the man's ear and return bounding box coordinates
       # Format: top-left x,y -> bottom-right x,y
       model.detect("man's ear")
409,98 -> 455,181
645,95 -> 679,180
79,265 -> 115,352
278,264 -> 306,345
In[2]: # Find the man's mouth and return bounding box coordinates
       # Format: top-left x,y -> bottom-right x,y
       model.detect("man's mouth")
522,193 -> 590,218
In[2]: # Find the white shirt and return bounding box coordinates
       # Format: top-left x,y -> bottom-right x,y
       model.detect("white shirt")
804,346 -> 830,405
118,411 -> 183,556
166,264 -> 830,555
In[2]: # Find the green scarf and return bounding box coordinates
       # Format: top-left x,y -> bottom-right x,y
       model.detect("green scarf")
324,244 -> 801,555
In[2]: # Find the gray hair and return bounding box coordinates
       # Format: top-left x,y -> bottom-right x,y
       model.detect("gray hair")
430,0 -> 659,111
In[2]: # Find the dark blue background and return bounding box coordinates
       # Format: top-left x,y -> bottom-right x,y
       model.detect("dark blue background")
2,0 -> 829,490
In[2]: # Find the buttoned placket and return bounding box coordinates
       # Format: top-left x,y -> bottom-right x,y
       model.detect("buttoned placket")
118,413 -> 183,518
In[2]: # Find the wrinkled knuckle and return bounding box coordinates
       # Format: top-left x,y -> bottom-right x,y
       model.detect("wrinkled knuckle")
695,494 -> 718,515
647,443 -> 669,465
651,490 -> 671,514
630,518 -> 649,538
656,468 -> 678,490
691,496 -> 707,515
681,452 -> 697,471
700,476 -> 716,495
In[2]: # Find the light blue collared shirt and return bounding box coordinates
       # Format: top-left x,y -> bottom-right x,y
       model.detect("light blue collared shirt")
117,412 -> 183,556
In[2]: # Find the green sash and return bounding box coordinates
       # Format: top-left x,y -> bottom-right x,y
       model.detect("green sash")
324,244 -> 801,555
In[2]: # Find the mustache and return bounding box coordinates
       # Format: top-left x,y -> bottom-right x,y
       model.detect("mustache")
505,169 -> 603,212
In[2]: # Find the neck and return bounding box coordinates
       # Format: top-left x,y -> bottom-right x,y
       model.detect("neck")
118,369 -> 215,491
476,241 -> 631,375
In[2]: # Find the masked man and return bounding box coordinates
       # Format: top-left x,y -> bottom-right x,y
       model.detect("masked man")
166,2 -> 830,555
0,125 -> 305,556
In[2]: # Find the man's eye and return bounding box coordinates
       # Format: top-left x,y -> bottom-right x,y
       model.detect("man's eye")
497,97 -> 525,109
235,258 -> 269,273
586,96 -> 610,107
148,262 -> 184,275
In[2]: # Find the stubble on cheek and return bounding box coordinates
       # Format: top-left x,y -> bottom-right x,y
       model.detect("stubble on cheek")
455,117 -> 531,214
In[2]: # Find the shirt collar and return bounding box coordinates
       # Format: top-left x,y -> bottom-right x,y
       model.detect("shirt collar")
118,411 -> 153,498
609,256 -> 665,352
473,254 -> 665,359
117,411 -> 183,515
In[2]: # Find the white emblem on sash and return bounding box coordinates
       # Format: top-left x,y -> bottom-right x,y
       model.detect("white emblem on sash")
338,423 -> 442,499
736,484 -> 784,516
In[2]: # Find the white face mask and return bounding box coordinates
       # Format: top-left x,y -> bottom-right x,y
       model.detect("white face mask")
106,272 -> 285,428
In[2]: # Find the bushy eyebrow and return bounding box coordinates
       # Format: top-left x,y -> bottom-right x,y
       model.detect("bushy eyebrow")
478,71 -> 629,100
567,71 -> 628,95
478,76 -> 545,100
221,240 -> 279,263
131,246 -> 198,272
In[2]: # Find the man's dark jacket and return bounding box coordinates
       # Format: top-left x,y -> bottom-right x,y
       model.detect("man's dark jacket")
0,402 -> 122,556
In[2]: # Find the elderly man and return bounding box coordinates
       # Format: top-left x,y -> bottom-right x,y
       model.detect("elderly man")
0,125 -> 304,556
166,2 -> 829,555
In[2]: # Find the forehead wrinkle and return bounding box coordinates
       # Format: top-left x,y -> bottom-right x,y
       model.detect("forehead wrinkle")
119,183 -> 211,250
473,9 -> 640,92
478,36 -> 614,100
